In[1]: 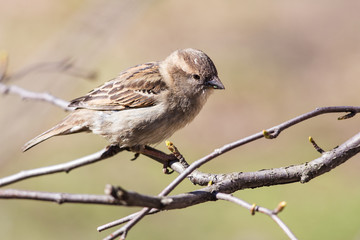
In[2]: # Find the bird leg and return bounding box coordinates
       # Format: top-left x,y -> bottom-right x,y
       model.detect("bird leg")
101,144 -> 125,158
129,145 -> 177,174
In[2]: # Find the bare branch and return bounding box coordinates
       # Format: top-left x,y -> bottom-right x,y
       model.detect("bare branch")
266,106 -> 360,138
215,193 -> 297,240
309,136 -> 325,154
204,130 -> 360,191
0,188 -> 166,208
0,104 -> 358,240
102,130 -> 360,239
104,207 -> 149,240
0,145 -> 123,187
3,57 -> 96,83
0,53 -> 96,110
1,125 -> 359,239
146,106 -> 360,196
97,209 -> 160,232
0,82 -> 73,111
131,109 -> 360,188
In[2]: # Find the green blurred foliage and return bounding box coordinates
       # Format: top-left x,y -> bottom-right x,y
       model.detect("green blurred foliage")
1,0 -> 360,239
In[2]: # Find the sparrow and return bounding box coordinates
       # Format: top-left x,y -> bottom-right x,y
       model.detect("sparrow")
22,48 -> 225,152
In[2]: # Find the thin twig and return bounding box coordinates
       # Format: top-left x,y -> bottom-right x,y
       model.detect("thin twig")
97,209 -> 160,232
3,58 -> 96,83
0,82 -> 73,111
0,146 -> 123,187
309,136 -> 325,154
0,50 -> 9,81
215,193 -> 297,240
0,54 -> 96,110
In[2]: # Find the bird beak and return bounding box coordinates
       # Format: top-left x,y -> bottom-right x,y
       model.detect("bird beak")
206,76 -> 225,90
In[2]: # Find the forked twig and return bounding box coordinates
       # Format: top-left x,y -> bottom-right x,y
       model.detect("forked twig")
216,193 -> 296,240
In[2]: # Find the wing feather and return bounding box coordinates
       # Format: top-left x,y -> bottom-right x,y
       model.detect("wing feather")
69,62 -> 167,110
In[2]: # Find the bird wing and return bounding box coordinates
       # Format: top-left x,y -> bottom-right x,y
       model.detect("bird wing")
69,62 -> 168,110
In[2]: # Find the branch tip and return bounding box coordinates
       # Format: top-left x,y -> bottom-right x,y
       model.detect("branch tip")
338,111 -> 356,120
274,201 -> 287,214
165,140 -> 186,164
263,130 -> 274,139
165,140 -> 176,153
120,231 -> 127,240
165,140 -> 172,147
309,136 -> 325,154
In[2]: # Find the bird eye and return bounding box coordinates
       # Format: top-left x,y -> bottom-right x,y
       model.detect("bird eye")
192,74 -> 200,80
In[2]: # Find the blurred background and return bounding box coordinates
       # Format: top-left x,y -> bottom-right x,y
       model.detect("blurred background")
1,0 -> 360,239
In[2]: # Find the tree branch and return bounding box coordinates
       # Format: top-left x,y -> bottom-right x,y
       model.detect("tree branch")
0,53 -> 95,110
1,130 -> 359,239
0,188 -> 166,208
102,130 -> 360,239
0,83 -> 74,111
2,129 -> 356,207
144,106 -> 360,194
97,209 -> 160,232
0,145 -> 123,187
0,53 -> 96,83
215,193 -> 297,240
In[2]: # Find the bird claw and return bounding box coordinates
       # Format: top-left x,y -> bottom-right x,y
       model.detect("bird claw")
162,162 -> 174,174
131,153 -> 140,161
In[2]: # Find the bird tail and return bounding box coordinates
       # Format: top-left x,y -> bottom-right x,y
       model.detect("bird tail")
22,113 -> 88,152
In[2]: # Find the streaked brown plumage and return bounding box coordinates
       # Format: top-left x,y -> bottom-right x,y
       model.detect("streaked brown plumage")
23,48 -> 224,152
69,62 -> 164,110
